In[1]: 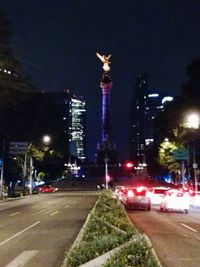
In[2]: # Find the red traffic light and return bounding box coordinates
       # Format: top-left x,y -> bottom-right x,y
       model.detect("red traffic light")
125,162 -> 134,168
106,175 -> 110,181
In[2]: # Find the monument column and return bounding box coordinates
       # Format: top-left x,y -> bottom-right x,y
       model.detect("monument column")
100,72 -> 112,143
96,52 -> 118,164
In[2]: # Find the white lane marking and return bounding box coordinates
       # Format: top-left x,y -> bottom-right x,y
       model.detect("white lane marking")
0,221 -> 40,247
5,250 -> 38,267
181,223 -> 198,232
64,205 -> 69,208
34,207 -> 52,214
50,211 -> 59,216
9,212 -> 21,217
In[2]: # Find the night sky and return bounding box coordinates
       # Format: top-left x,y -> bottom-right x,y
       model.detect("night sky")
1,0 -> 200,161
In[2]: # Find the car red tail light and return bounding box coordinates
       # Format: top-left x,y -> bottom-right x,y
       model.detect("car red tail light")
127,190 -> 134,197
136,186 -> 144,193
189,189 -> 194,195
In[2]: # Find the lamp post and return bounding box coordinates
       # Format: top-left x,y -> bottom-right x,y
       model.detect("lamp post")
104,157 -> 109,190
29,155 -> 33,195
0,139 -> 5,199
29,135 -> 51,194
185,113 -> 200,196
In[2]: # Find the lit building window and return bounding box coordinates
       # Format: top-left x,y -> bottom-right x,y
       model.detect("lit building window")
148,93 -> 159,97
145,139 -> 154,145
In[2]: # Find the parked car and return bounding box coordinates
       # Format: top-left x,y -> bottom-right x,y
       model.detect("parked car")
148,186 -> 170,204
121,186 -> 151,211
39,185 -> 58,193
160,189 -> 190,213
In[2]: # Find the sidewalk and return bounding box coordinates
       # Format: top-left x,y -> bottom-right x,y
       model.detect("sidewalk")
0,194 -> 36,203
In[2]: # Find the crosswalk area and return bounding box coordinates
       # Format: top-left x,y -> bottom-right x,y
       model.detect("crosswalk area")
5,250 -> 38,267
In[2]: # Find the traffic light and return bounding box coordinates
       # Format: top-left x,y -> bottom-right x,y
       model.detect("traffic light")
125,162 -> 134,168
106,174 -> 110,182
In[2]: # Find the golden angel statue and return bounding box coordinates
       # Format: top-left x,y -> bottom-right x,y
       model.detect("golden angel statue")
96,52 -> 111,72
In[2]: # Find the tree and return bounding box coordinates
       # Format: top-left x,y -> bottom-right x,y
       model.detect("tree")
159,139 -> 180,171
0,11 -> 69,191
181,56 -> 200,105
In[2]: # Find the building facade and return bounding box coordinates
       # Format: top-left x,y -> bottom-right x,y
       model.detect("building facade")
130,74 -> 148,164
69,94 -> 86,162
130,74 -> 173,168
48,90 -> 86,162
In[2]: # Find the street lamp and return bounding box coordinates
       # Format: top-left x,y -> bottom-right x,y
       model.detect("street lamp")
0,139 -> 5,199
185,112 -> 200,196
42,135 -> 51,145
29,135 -> 51,194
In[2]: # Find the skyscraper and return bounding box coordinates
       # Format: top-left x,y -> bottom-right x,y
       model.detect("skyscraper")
69,95 -> 86,161
48,90 -> 86,162
130,74 -> 148,164
130,75 -> 173,167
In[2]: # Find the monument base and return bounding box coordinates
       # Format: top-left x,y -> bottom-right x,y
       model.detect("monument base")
96,140 -> 118,165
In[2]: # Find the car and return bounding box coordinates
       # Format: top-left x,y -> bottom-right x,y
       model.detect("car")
114,186 -> 126,200
39,185 -> 58,193
148,186 -> 170,205
121,186 -> 151,211
180,186 -> 195,196
160,189 -> 190,213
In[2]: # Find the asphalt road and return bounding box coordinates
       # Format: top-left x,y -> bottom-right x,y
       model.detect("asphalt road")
128,204 -> 200,267
0,192 -> 98,267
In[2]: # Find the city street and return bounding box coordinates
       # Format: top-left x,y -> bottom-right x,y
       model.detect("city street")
128,205 -> 200,267
0,192 -> 98,267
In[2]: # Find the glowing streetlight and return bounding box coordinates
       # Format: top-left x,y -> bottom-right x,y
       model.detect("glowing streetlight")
185,113 -> 200,129
185,112 -> 199,196
43,135 -> 51,145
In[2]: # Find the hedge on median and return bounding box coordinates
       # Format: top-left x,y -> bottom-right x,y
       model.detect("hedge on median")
65,190 -> 160,267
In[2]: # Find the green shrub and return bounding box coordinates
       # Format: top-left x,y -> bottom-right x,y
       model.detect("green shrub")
104,236 -> 159,267
66,190 -> 159,267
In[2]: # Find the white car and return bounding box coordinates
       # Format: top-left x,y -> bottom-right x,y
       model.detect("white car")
148,187 -> 170,205
114,186 -> 126,200
160,189 -> 190,213
121,186 -> 151,211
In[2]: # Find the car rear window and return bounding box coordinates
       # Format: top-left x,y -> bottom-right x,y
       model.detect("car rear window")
154,189 -> 168,194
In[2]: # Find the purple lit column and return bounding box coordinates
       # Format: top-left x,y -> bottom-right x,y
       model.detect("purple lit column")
100,77 -> 113,143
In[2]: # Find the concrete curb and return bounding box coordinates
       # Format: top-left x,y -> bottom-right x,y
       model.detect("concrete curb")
143,234 -> 163,267
0,194 -> 38,203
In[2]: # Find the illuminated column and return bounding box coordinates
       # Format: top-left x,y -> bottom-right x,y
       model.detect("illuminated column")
100,72 -> 113,143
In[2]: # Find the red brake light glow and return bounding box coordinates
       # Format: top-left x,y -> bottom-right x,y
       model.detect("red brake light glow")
127,190 -> 134,197
126,162 -> 133,168
136,186 -> 144,193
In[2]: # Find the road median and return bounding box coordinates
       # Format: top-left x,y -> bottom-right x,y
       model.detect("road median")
62,190 -> 162,267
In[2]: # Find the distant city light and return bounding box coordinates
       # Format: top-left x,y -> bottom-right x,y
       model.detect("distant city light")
162,96 -> 174,104
148,94 -> 159,97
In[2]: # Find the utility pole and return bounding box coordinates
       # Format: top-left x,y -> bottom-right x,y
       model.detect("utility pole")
0,139 -> 5,199
193,146 -> 198,196
29,156 -> 33,195
181,160 -> 185,188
